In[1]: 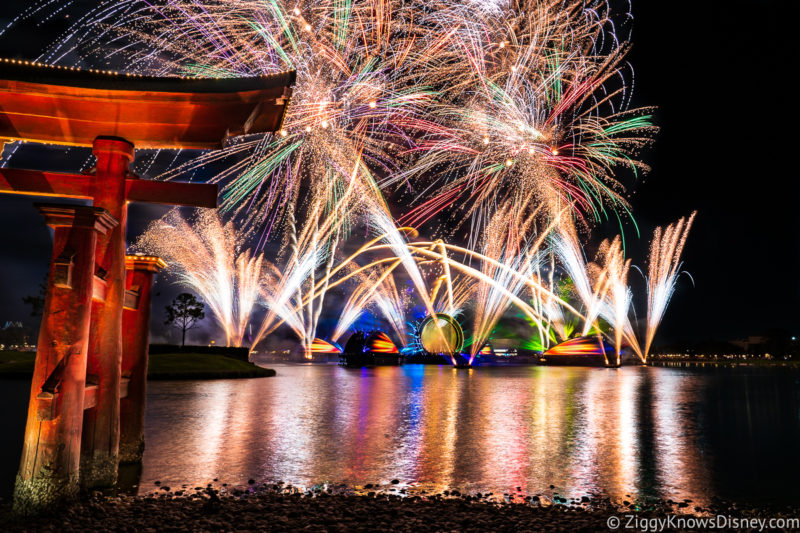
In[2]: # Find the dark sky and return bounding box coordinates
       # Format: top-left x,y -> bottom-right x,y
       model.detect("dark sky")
0,1 -> 795,345
622,0 -> 797,343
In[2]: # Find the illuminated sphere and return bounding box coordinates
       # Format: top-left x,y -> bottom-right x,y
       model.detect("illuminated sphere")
419,314 -> 464,355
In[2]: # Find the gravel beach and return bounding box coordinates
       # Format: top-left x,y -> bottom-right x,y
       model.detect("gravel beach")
2,481 -> 796,532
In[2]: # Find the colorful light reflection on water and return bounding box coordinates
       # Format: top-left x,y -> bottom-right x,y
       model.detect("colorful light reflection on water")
134,364 -> 800,506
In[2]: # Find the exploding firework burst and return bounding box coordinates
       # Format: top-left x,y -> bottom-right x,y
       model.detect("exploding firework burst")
396,0 -> 655,244
17,0 -> 653,247
30,0 -> 441,242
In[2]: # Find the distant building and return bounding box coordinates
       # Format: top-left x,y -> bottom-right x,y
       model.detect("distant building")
0,320 -> 32,350
731,336 -> 768,352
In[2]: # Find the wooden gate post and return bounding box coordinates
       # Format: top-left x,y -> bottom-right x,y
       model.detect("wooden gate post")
81,136 -> 132,489
119,255 -> 165,464
14,205 -> 117,514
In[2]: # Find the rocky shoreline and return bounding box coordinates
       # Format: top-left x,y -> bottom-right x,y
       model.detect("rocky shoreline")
2,480 -> 797,532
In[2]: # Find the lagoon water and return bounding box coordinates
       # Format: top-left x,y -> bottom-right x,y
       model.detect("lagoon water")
1,363 -> 799,506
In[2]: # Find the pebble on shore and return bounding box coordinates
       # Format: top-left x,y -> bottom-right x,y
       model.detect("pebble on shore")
0,482 -> 794,532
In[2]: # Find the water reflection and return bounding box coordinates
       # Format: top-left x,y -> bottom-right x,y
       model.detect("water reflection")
651,368 -> 710,501
129,364 -> 800,505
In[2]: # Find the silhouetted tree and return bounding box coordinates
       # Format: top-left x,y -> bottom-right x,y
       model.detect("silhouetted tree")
165,293 -> 205,347
22,280 -> 47,318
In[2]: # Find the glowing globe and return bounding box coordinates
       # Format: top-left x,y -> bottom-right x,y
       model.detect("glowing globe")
418,314 -> 464,355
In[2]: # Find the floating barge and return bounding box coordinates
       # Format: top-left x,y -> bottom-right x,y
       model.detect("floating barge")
539,336 -> 621,367
340,331 -> 402,367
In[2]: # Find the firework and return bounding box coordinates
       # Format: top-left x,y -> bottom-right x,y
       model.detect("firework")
643,212 -> 697,359
371,272 -> 412,346
2,0 -> 695,363
332,285 -> 370,344
331,261 -> 402,343
528,253 -> 572,352
31,0 -> 439,239
552,220 -> 609,337
133,209 -> 263,347
397,0 -> 654,245
250,168 -> 355,354
282,221 -> 579,365
470,205 -> 543,363
253,192 -> 442,354
333,263 -> 410,347
19,0 -> 654,246
594,236 -> 642,365
405,239 -> 585,365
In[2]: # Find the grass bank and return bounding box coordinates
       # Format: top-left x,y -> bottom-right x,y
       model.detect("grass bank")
0,351 -> 34,377
147,352 -> 275,379
0,351 -> 275,380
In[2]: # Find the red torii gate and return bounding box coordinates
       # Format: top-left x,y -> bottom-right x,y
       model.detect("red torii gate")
0,59 -> 294,512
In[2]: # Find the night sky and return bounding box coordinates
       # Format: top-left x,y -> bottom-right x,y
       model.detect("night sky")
0,1 -> 795,346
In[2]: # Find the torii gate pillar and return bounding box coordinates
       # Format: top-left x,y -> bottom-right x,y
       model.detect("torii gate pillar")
80,137 -> 133,489
14,205 -> 117,514
119,255 -> 165,464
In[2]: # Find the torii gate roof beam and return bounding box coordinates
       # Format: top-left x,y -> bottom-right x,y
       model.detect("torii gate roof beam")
0,58 -> 295,149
